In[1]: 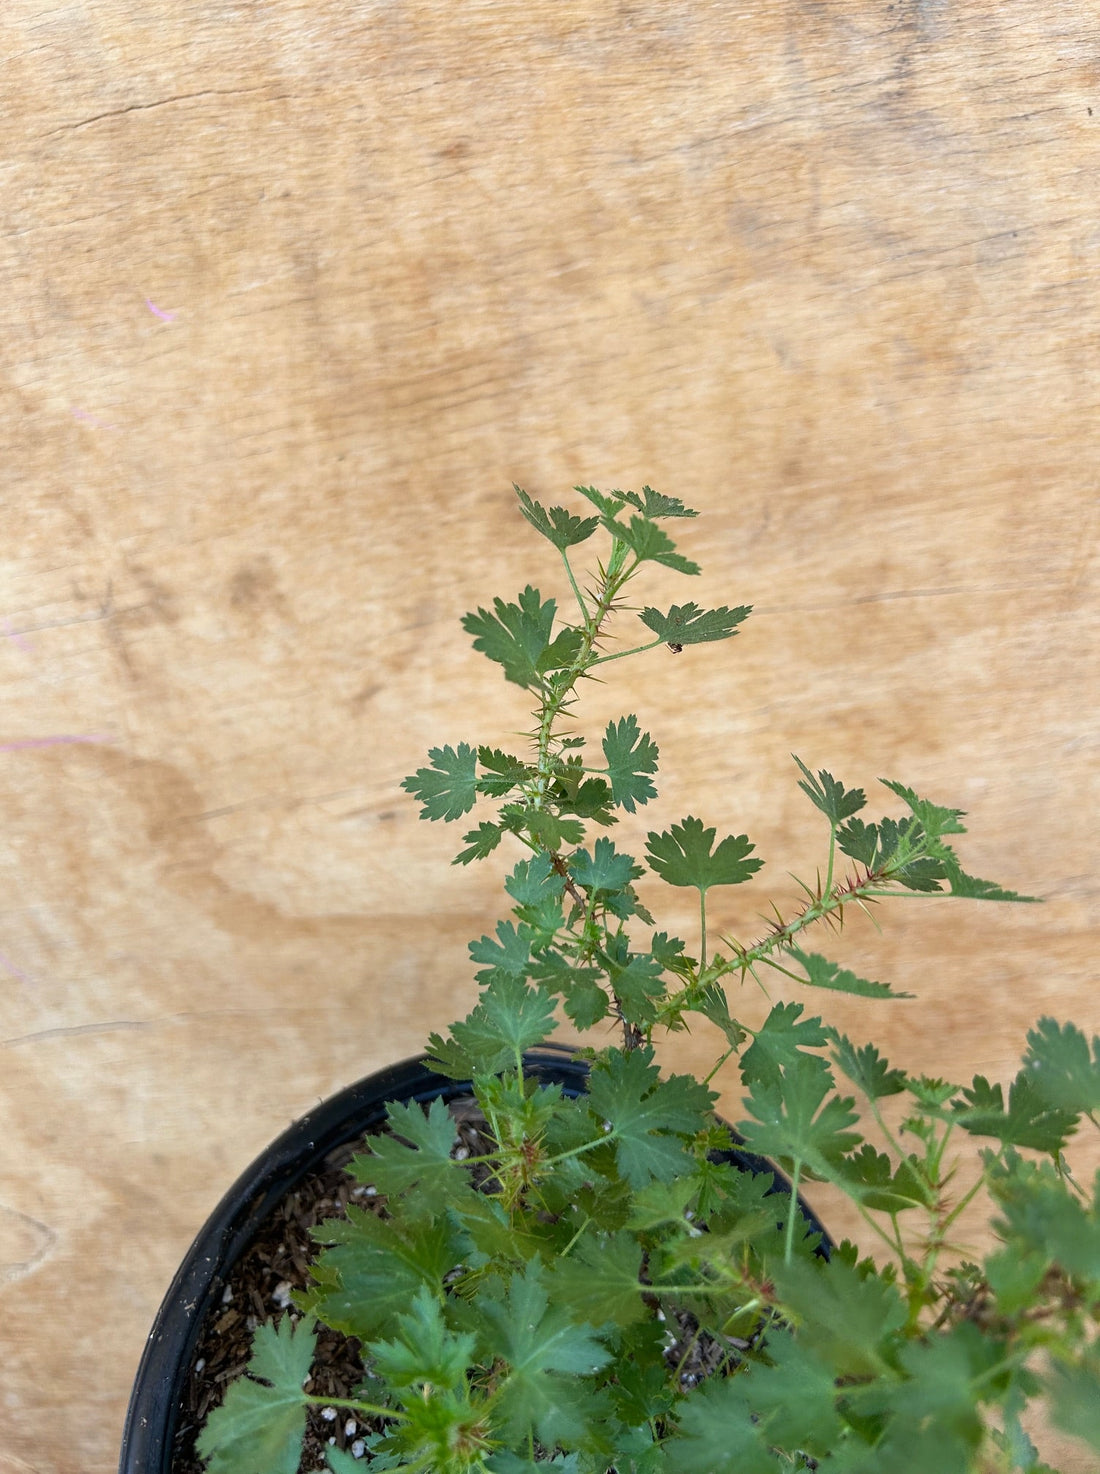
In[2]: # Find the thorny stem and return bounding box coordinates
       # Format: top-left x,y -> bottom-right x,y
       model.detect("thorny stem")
531,542 -> 636,813
715,858 -> 930,982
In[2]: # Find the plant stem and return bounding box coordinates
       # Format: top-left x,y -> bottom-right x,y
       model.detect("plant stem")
784,1159 -> 803,1265
305,1395 -> 408,1422
561,549 -> 589,622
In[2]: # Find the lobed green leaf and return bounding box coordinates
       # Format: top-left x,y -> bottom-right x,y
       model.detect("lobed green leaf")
601,513 -> 701,576
402,743 -> 478,822
829,1032 -> 908,1101
619,484 -> 698,519
515,485 -> 600,550
453,820 -> 504,865
737,1053 -> 860,1178
953,1072 -> 1080,1153
463,586 -> 582,691
570,837 -> 642,894
639,602 -> 751,647
645,816 -> 762,893
587,1047 -> 715,1189
1023,1017 -> 1100,1115
427,973 -> 557,1078
197,1316 -> 315,1474
793,755 -> 867,824
602,716 -> 659,812
790,946 -> 912,1000
739,1002 -> 828,1090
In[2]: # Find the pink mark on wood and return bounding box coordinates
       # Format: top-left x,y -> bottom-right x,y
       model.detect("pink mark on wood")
0,951 -> 34,987
145,298 -> 178,322
72,407 -> 117,430
0,734 -> 111,752
2,620 -> 34,654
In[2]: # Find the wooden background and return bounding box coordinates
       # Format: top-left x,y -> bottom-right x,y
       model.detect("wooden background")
1,4 -> 1097,1470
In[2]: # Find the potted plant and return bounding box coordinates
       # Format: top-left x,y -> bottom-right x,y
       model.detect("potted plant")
124,485 -> 1100,1474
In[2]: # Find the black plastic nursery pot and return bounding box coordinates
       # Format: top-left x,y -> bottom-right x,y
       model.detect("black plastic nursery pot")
119,1043 -> 832,1474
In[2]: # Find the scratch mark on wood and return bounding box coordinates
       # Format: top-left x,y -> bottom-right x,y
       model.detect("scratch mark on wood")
2,619 -> 34,653
41,87 -> 292,139
0,1202 -> 58,1287
1,1019 -> 153,1048
0,735 -> 111,752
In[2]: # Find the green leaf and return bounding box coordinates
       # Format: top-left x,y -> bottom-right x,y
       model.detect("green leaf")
739,1002 -> 828,1090
426,974 -> 557,1078
878,778 -> 967,838
570,837 -> 641,894
938,853 -> 1040,903
737,1053 -> 860,1178
606,945 -> 668,1029
527,951 -> 610,1028
790,947 -> 912,1000
908,1075 -> 960,1108
889,1323 -> 991,1448
645,816 -> 762,894
625,1172 -> 700,1232
367,1286 -> 478,1390
836,813 -> 948,892
463,586 -> 582,691
545,1230 -> 648,1327
561,975 -> 612,1028
304,1211 -> 463,1339
673,1379 -> 775,1474
601,513 -> 700,575
829,1032 -> 908,1100
953,1072 -> 1079,1152
984,1244 -> 1049,1313
504,853 -> 566,921
358,1096 -> 461,1201
987,1153 -> 1100,1280
574,484 -> 627,518
879,779 -> 1040,901
620,485 -> 698,519
1023,1017 -> 1100,1115
770,1252 -> 907,1379
729,1328 -> 846,1457
454,821 -> 504,865
402,744 -> 478,822
563,775 -> 615,821
525,807 -> 586,850
1047,1356 -> 1100,1454
586,1047 -> 714,1189
515,486 -> 600,550
197,1316 -> 314,1474
469,921 -> 532,983
793,756 -> 867,823
602,716 -> 659,813
836,815 -> 893,870
839,1143 -> 933,1212
326,1449 -> 375,1474
477,747 -> 533,797
471,1263 -> 612,1446
639,602 -> 751,647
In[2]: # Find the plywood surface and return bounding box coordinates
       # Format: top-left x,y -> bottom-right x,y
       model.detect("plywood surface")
1,4 -> 1097,1469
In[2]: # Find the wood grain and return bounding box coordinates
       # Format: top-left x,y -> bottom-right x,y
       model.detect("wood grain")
1,4 -> 1096,1468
